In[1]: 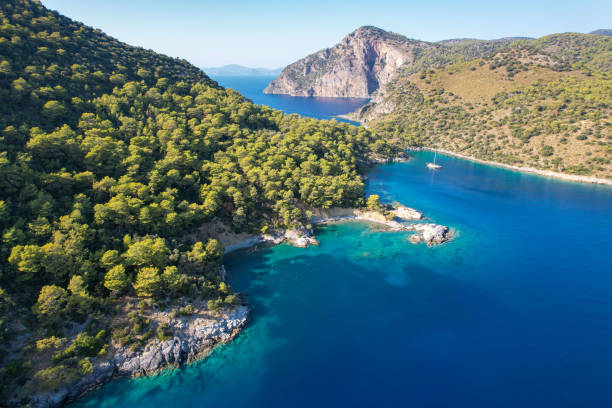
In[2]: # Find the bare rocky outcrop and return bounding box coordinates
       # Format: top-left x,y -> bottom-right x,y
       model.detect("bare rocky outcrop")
346,81 -> 400,125
351,209 -> 451,246
188,219 -> 318,254
408,224 -> 451,245
311,205 -> 451,246
224,227 -> 318,253
114,306 -> 248,376
264,27 -> 539,99
226,203 -> 452,253
364,151 -> 411,164
391,204 -> 423,220
264,26 -> 435,98
29,306 -> 249,408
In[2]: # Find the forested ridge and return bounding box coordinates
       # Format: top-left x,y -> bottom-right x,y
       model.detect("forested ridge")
0,0 -> 399,400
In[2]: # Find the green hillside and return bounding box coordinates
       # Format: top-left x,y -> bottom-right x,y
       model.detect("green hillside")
358,35 -> 612,178
0,0 -> 399,400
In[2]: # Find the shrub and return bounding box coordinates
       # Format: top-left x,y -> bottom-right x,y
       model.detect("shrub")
179,304 -> 194,316
36,336 -> 66,352
34,365 -> 79,390
218,282 -> 229,296
540,145 -> 554,157
156,323 -> 173,341
129,339 -> 144,351
224,294 -> 240,306
52,330 -> 107,362
78,357 -> 93,375
142,329 -> 154,342
366,194 -> 380,211
207,298 -> 223,311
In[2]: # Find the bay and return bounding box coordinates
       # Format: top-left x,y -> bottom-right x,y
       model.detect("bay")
211,75 -> 367,125
72,79 -> 612,408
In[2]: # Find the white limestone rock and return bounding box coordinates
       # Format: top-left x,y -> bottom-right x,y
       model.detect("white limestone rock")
392,205 -> 422,220
29,306 -> 249,408
413,223 -> 451,245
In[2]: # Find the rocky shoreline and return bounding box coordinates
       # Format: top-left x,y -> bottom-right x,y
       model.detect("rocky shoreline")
313,205 -> 452,246
224,227 -> 319,253
29,305 -> 249,408
226,203 -> 452,254
337,116 -> 612,188
364,155 -> 411,164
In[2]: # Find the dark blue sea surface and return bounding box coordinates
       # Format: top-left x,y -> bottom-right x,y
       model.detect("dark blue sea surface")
72,79 -> 612,407
211,75 -> 367,124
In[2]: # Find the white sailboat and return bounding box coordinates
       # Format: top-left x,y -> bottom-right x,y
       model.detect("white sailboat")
427,150 -> 442,169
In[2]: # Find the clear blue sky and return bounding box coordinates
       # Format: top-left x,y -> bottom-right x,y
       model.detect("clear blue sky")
41,0 -> 611,68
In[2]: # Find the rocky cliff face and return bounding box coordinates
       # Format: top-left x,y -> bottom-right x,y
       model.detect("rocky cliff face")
264,26 -> 435,98
28,305 -> 249,408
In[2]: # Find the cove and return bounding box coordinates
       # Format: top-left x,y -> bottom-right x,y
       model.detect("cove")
72,151 -> 612,407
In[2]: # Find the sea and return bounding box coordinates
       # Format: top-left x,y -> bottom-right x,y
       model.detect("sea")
211,75 -> 367,124
71,76 -> 612,408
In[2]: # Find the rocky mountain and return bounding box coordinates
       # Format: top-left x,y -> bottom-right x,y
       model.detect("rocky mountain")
264,27 -> 533,98
264,26 -> 435,98
203,64 -> 282,77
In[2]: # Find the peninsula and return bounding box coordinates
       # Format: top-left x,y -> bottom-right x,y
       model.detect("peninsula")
267,26 -> 612,181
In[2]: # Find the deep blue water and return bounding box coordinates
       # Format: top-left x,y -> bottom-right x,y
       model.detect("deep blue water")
73,152 -> 612,408
72,80 -> 612,407
211,75 -> 368,124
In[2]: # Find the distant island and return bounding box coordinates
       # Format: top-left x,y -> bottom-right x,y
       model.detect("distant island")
590,29 -> 612,37
203,64 -> 282,77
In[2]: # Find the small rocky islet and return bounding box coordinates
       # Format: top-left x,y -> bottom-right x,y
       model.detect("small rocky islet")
226,202 -> 453,252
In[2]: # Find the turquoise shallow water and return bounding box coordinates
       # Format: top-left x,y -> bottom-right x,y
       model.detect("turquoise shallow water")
73,151 -> 612,407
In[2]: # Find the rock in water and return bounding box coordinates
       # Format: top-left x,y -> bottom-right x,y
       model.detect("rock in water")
414,224 -> 451,245
283,228 -> 319,248
392,204 -> 423,220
